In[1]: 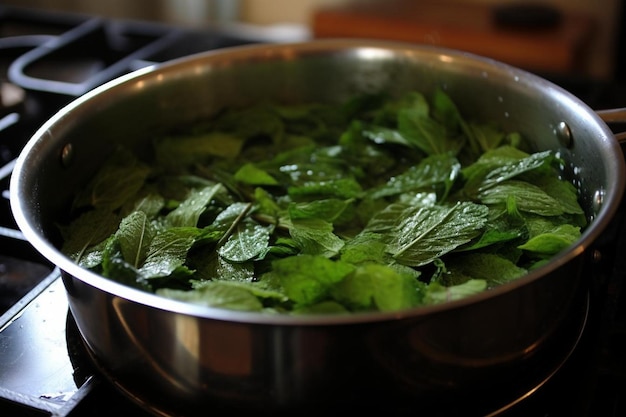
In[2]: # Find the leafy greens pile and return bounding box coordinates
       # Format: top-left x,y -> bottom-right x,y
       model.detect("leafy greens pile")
60,89 -> 586,314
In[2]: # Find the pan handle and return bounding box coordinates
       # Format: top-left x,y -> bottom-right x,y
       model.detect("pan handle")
596,107 -> 626,123
596,108 -> 626,143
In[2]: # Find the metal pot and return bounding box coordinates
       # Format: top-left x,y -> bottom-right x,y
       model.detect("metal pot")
9,40 -> 626,416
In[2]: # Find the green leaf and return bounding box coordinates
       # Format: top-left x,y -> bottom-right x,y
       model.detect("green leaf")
476,150 -> 555,193
431,89 -> 462,128
517,224 -> 581,255
154,132 -> 246,167
387,202 -> 489,267
140,227 -> 199,279
462,146 -> 532,194
457,220 -> 524,251
423,279 -> 487,304
289,217 -> 345,258
397,100 -> 464,155
194,279 -> 288,303
361,125 -> 411,146
340,231 -> 389,265
330,263 -> 420,311
369,154 -> 461,199
271,254 -> 355,305
72,147 -> 151,211
531,175 -> 584,215
218,221 -> 271,262
288,199 -> 353,223
116,211 -> 157,268
445,253 -> 527,287
478,180 -> 565,216
254,187 -> 282,217
157,282 -> 264,311
362,203 -> 410,233
165,184 -> 224,227
101,237 -> 150,290
60,208 -> 120,259
234,163 -> 279,185
466,122 -> 506,155
370,91 -> 429,126
75,238 -> 109,269
288,178 -> 363,200
127,193 -> 165,219
188,246 -> 254,281
210,201 -> 252,231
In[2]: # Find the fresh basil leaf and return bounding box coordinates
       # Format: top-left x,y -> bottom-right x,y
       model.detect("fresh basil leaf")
466,122 -> 506,155
387,202 -> 489,267
476,150 -> 555,193
194,278 -> 288,303
157,282 -> 264,311
361,124 -> 411,146
101,237 -> 150,290
530,175 -> 585,215
423,279 -> 487,305
234,163 -> 279,185
462,145 -> 531,194
397,107 -> 462,155
166,184 -> 225,228
339,231 -> 389,265
369,154 -> 461,199
517,224 -> 581,255
154,132 -> 246,167
188,245 -> 254,281
116,211 -> 156,268
271,254 -> 355,306
288,178 -> 363,200
218,221 -> 271,262
127,193 -> 165,219
330,263 -> 421,311
75,238 -> 109,269
288,199 -> 353,223
372,91 -> 430,126
478,180 -> 565,216
60,208 -> 120,259
140,227 -> 199,279
362,203 -> 410,233
289,217 -> 345,258
212,104 -> 285,143
445,253 -> 527,287
73,147 -> 150,211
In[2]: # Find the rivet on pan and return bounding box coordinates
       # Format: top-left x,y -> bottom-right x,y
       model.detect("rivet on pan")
593,188 -> 605,212
555,121 -> 572,148
61,143 -> 74,167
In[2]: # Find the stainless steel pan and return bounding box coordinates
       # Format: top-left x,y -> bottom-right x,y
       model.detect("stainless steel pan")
9,40 -> 626,416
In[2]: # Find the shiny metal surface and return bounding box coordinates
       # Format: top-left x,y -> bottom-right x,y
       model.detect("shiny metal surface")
9,40 -> 626,414
0,274 -> 79,409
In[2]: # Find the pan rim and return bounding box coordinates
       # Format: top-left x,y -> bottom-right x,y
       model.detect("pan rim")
9,39 -> 625,326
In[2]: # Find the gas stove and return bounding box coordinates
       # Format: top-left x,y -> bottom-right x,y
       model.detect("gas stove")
0,5 -> 625,417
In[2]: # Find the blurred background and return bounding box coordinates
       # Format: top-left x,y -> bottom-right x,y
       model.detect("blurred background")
1,0 -> 624,80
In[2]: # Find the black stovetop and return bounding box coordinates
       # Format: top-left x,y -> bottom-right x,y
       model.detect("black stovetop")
0,5 -> 625,417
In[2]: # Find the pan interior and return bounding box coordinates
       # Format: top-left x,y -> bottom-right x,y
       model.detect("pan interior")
10,40 -> 624,322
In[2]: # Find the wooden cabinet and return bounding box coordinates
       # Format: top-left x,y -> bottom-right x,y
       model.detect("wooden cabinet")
312,0 -> 595,75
